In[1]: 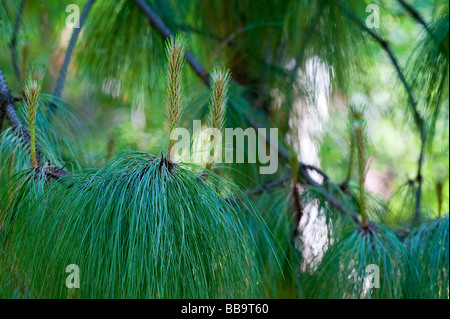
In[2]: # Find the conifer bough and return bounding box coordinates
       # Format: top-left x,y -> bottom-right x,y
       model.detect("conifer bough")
130,0 -> 361,223
0,36 -> 273,299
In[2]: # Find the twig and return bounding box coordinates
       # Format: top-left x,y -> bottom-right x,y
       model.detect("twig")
41,165 -> 67,180
345,8 -> 426,222
249,174 -> 292,196
10,0 -> 26,85
54,0 -> 96,97
300,164 -> 329,183
397,0 -> 431,34
131,0 -> 210,85
225,174 -> 292,205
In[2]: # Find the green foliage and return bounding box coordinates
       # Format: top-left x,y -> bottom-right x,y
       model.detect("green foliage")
406,214 -> 449,298
406,11 -> 449,148
251,187 -> 302,298
301,224 -> 411,299
1,152 -> 270,298
0,129 -> 30,184
1,93 -> 95,171
0,0 -> 449,300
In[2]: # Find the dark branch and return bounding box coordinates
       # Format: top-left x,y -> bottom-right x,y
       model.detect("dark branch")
299,165 -> 361,224
54,0 -> 96,97
346,10 -> 422,126
300,164 -> 329,183
249,174 -> 293,196
415,126 -> 425,221
131,0 -> 210,85
397,0 -> 431,34
39,165 -> 67,180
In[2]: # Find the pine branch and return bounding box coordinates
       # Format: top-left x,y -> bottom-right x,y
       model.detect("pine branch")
345,8 -> 426,222
299,164 -> 330,183
133,0 -> 361,224
10,0 -> 26,84
174,23 -> 290,79
54,0 -> 96,97
1,67 -> 65,180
